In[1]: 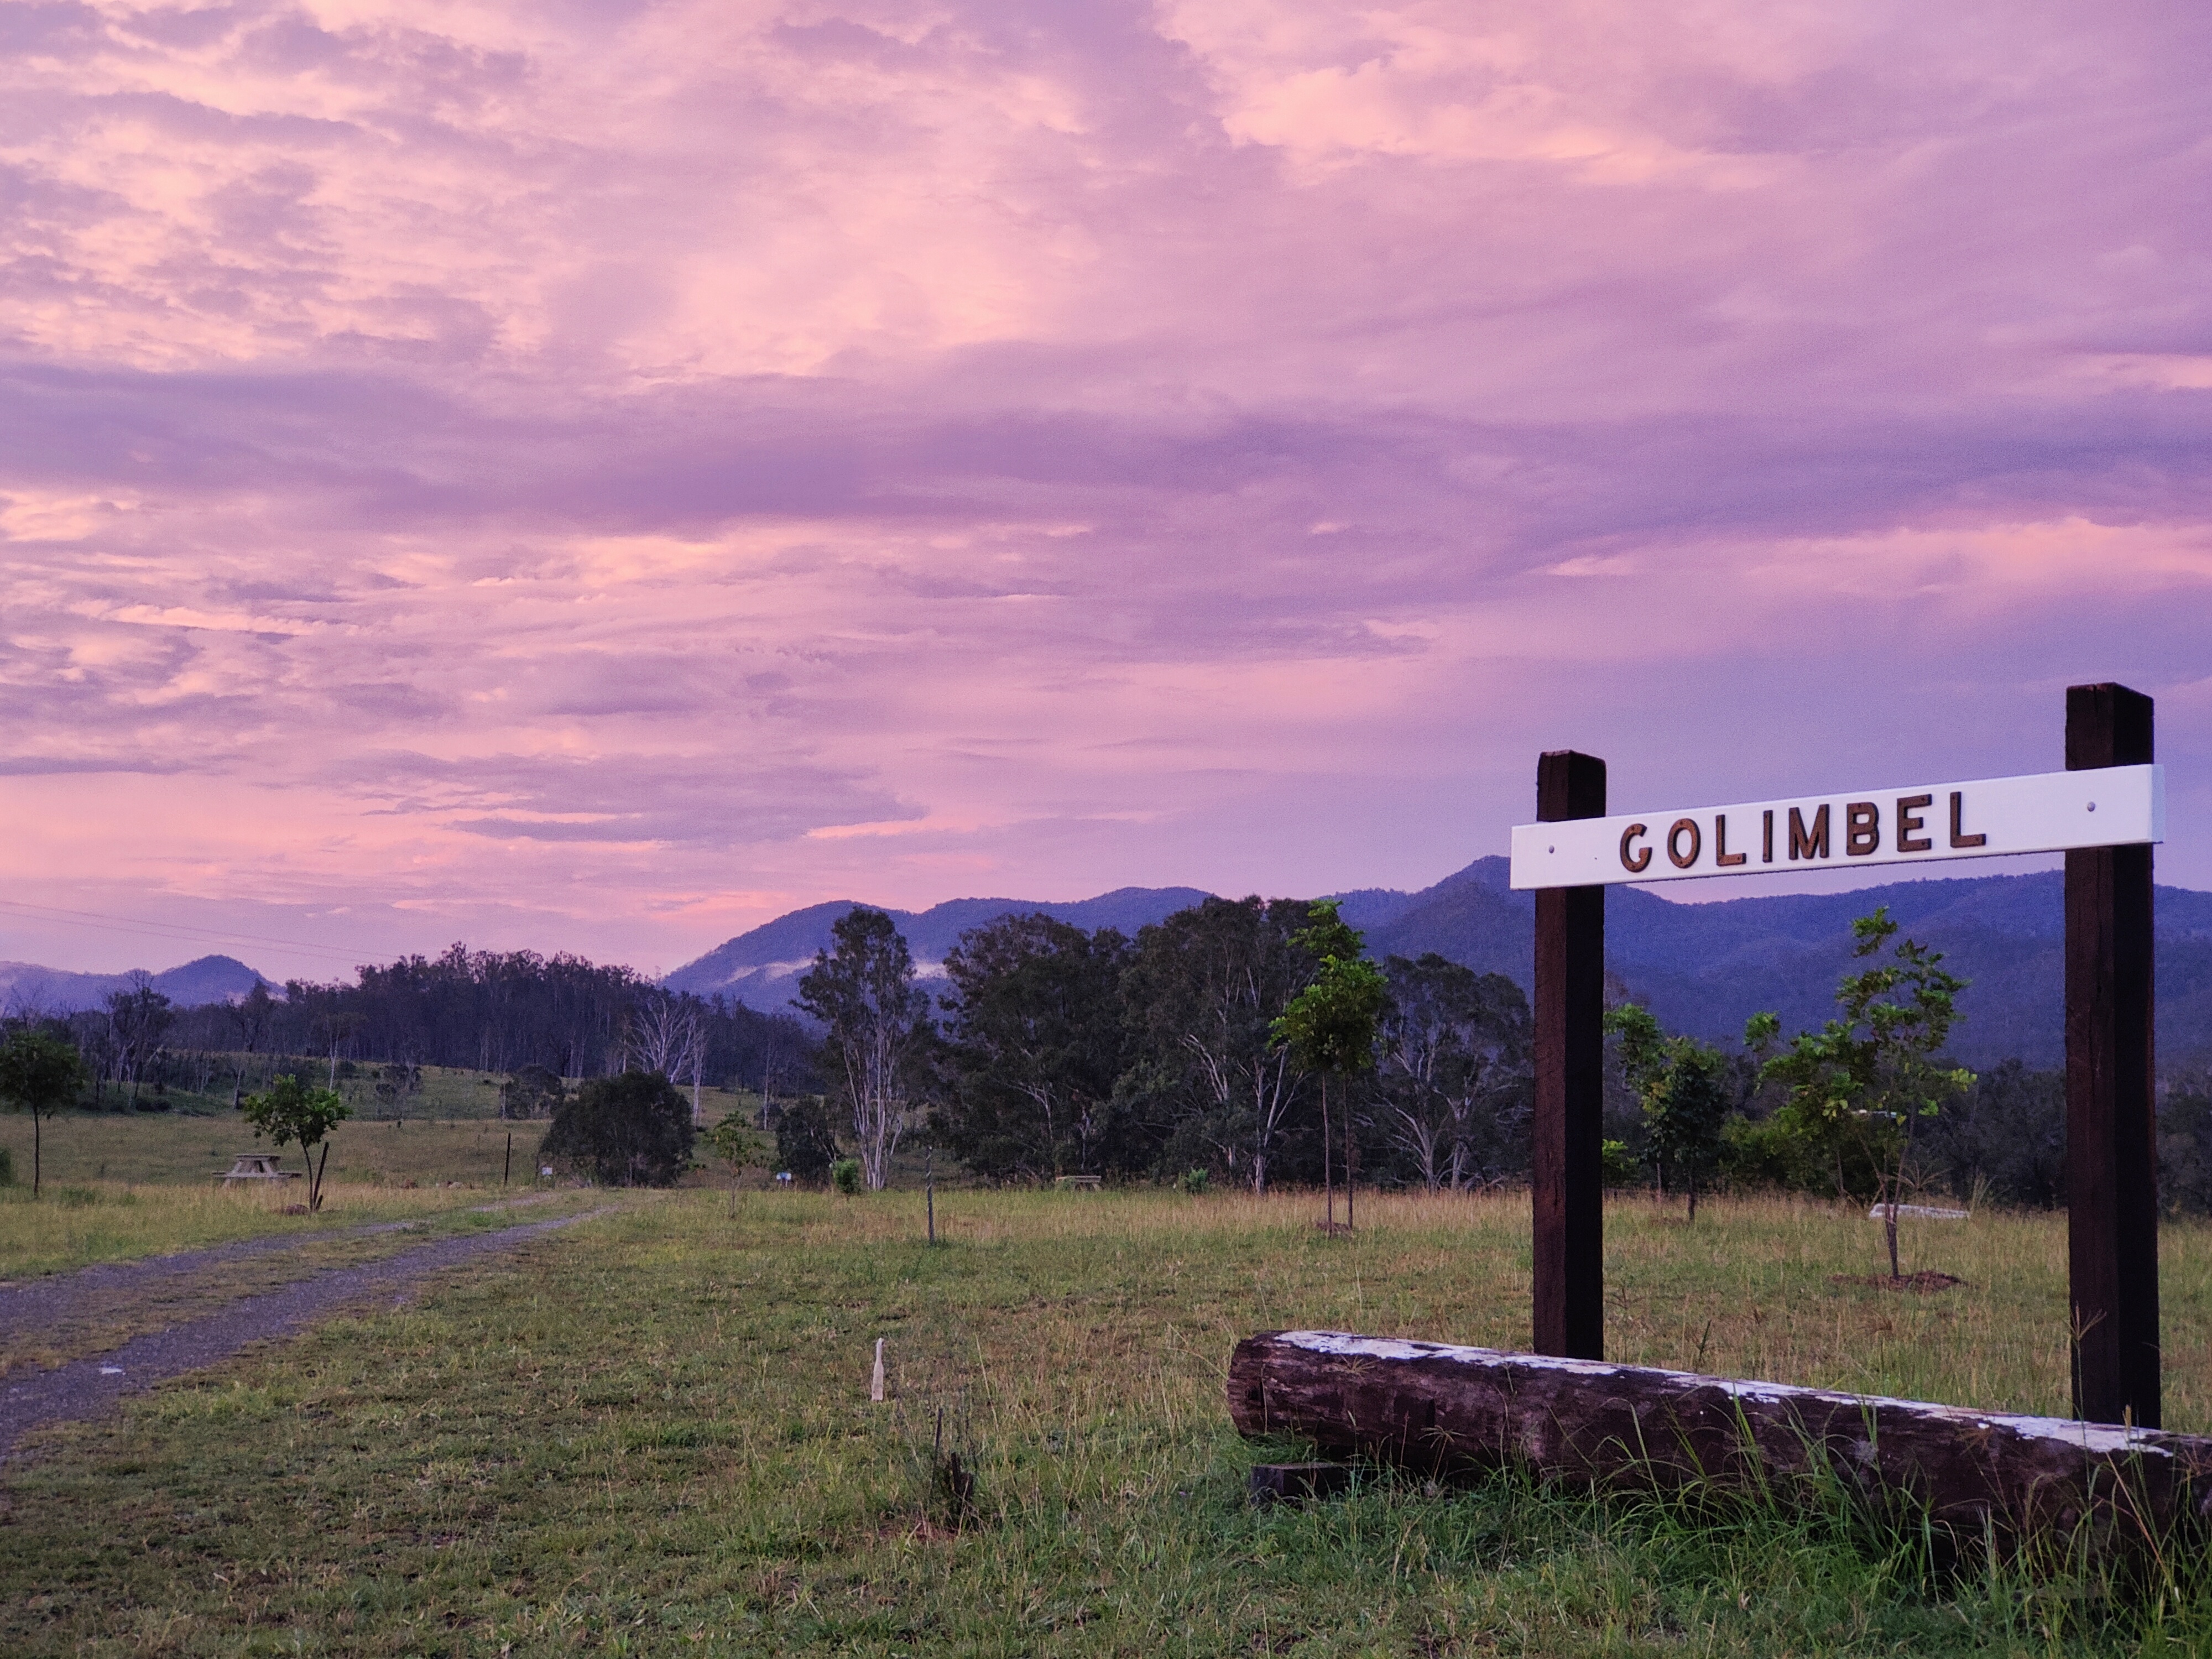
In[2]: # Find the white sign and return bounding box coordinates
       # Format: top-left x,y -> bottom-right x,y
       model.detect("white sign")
1509,765 -> 2163,890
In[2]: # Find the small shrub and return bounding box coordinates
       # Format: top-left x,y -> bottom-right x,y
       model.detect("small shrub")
831,1157 -> 863,1196
1599,1138 -> 1640,1188
0,1146 -> 12,1186
499,1063 -> 564,1121
1179,1167 -> 1210,1195
53,1185 -> 101,1208
1723,1117 -> 1827,1192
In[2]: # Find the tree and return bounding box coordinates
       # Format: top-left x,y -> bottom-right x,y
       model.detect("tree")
936,914 -> 1131,1181
629,992 -> 706,1124
1924,1059 -> 2065,1209
105,976 -> 174,1108
773,1097 -> 841,1185
227,979 -> 276,1109
0,1029 -> 86,1197
1272,901 -> 1386,1229
795,908 -> 932,1191
1750,906 -> 1973,1280
1118,896 -> 1318,1194
1605,1004 -> 1731,1220
541,1070 -> 695,1187
1376,955 -> 1531,1191
241,1073 -> 352,1212
706,1111 -> 765,1215
498,1063 -> 563,1120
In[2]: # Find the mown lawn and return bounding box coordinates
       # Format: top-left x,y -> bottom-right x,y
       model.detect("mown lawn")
6,1187 -> 2212,1655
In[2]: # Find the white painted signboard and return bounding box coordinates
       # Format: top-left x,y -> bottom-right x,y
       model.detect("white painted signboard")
1509,764 -> 2163,890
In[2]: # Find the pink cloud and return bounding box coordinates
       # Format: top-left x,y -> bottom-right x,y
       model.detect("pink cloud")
1,0 -> 2208,979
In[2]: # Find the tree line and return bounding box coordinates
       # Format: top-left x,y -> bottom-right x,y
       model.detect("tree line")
0,945 -> 817,1118
8,898 -> 2212,1211
784,896 -> 2212,1214
784,896 -> 1536,1192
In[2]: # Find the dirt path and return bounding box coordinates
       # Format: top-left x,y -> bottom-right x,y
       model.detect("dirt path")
0,1191 -> 557,1321
0,1220 -> 427,1335
0,1207 -> 607,1461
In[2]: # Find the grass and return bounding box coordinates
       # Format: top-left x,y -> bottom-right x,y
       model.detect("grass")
0,1114 -> 562,1280
84,1055 -> 768,1125
0,1192 -> 599,1376
8,1186 -> 2212,1653
0,1106 -> 553,1192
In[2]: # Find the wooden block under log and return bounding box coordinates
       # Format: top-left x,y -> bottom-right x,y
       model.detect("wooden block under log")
1229,1331 -> 2212,1545
1248,1462 -> 1354,1506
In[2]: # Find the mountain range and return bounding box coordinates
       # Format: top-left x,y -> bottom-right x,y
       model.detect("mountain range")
664,860 -> 2212,1070
660,886 -> 1213,1006
0,954 -> 269,1016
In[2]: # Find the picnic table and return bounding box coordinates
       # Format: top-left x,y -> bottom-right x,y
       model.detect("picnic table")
220,1152 -> 299,1186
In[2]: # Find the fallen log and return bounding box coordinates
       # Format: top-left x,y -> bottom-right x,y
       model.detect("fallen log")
1229,1331 -> 2212,1546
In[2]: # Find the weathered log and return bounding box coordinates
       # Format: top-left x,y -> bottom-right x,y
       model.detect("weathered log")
1230,1331 -> 2212,1545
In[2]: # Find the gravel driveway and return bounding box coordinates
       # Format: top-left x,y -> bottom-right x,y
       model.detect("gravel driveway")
0,1207 -> 607,1460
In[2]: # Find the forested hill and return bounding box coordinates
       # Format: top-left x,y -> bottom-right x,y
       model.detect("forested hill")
665,860 -> 2212,1068
662,886 -> 1213,1006
1363,858 -> 2212,1069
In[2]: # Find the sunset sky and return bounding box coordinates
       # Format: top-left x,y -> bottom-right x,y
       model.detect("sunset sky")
3,0 -> 2208,982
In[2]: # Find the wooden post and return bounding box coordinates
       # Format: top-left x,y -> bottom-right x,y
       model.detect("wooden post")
503,1131 -> 513,1188
2066,682 -> 2159,1427
926,1147 -> 936,1245
1533,750 -> 1606,1359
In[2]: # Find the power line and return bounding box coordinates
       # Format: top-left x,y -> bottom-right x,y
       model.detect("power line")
0,896 -> 371,967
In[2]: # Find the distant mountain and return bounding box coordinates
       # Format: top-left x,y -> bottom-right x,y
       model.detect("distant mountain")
0,954 -> 270,1015
662,859 -> 2212,1066
663,886 -> 1215,1009
1366,858 -> 2212,1070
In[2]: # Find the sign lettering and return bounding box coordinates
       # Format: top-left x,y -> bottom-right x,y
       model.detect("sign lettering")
1509,765 -> 2163,890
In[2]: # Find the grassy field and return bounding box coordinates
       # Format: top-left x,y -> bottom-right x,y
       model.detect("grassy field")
95,1056 -> 768,1126
1,1108 -> 552,1192
0,1113 -> 562,1281
8,1186 -> 2212,1654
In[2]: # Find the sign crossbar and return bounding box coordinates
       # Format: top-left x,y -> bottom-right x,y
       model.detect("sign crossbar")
1511,765 -> 2162,890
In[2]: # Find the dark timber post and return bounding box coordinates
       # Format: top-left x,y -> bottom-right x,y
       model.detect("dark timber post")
2066,683 -> 2159,1427
1534,750 -> 1607,1359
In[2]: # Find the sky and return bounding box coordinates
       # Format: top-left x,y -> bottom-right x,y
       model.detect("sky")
3,0 -> 2209,984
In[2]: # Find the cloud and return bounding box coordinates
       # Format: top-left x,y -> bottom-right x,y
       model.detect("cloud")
1,0 -> 2209,978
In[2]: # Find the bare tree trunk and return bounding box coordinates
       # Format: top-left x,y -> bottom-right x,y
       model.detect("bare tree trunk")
1345,1091 -> 1355,1232
1321,1078 -> 1333,1229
